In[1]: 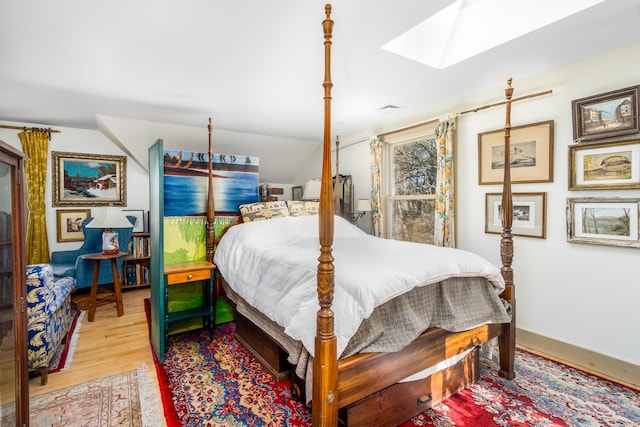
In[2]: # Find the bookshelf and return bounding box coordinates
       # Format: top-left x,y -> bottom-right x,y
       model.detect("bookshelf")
123,232 -> 150,287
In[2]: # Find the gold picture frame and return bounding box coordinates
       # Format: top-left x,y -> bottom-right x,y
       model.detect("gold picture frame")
52,151 -> 127,207
56,209 -> 91,242
485,192 -> 547,238
478,120 -> 554,185
569,139 -> 640,190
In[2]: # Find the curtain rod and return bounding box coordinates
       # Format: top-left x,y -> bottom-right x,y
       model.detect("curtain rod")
377,118 -> 439,138
376,87 -> 552,139
0,124 -> 61,140
458,89 -> 553,115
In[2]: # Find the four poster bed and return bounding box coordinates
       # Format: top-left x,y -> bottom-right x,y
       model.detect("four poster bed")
209,5 -> 516,426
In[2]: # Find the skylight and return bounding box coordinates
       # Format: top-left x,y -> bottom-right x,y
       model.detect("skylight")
382,0 -> 605,69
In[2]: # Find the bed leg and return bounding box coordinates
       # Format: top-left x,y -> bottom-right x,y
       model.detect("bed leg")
498,293 -> 516,380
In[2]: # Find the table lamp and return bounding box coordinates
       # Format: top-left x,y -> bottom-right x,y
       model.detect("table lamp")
85,206 -> 133,254
302,179 -> 322,201
353,198 -> 372,223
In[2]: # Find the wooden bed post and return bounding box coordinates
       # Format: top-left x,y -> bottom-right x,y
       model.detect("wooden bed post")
313,4 -> 338,426
206,117 -> 215,264
499,79 -> 516,380
334,136 -> 341,216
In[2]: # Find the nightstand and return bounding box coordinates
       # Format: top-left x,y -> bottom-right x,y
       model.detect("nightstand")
163,261 -> 216,343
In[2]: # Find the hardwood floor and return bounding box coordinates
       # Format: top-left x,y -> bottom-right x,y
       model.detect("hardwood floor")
28,287 -> 166,424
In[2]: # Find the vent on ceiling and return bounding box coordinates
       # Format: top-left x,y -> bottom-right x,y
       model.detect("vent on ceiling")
378,104 -> 403,112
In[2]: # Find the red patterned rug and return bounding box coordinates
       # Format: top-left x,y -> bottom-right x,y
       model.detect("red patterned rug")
146,301 -> 640,426
48,307 -> 83,374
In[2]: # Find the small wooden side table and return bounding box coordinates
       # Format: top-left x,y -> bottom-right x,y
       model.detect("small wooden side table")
163,261 -> 216,346
81,251 -> 128,322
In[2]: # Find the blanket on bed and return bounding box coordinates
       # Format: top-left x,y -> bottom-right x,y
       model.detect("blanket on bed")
214,215 -> 508,358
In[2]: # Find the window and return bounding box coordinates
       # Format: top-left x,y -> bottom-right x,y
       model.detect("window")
384,127 -> 438,244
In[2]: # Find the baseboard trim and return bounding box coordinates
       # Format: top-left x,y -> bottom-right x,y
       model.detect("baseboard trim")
516,328 -> 639,389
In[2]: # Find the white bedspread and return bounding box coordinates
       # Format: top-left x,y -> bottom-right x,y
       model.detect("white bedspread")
214,215 -> 505,357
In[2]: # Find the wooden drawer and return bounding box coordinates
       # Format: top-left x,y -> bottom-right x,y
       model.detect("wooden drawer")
166,269 -> 211,285
164,261 -> 215,285
339,348 -> 479,426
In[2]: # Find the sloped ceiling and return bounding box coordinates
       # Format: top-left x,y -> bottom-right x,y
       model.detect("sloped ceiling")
2,0 -> 640,182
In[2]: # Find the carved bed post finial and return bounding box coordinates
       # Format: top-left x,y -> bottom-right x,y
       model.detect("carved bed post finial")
500,78 -> 514,287
206,117 -> 215,264
314,4 -> 338,426
498,79 -> 517,381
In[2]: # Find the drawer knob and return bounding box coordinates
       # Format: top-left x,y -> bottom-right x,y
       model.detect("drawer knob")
187,274 -> 193,280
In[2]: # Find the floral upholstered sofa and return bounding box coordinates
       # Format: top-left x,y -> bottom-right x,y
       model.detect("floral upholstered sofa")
26,263 -> 76,385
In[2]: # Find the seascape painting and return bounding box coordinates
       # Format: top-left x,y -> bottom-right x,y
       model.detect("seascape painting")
163,149 -> 259,217
490,141 -> 537,170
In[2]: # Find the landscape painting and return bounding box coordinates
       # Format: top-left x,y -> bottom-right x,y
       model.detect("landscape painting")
567,198 -> 640,248
569,140 -> 640,190
52,151 -> 126,206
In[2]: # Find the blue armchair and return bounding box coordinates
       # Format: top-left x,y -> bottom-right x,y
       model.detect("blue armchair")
50,216 -> 136,290
26,263 -> 76,385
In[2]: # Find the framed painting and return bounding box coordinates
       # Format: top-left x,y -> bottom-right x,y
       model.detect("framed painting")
56,209 -> 91,242
566,197 -> 640,248
292,185 -> 303,201
123,209 -> 145,232
52,151 -> 127,207
478,120 -> 554,185
569,139 -> 640,190
571,85 -> 640,142
485,192 -> 546,238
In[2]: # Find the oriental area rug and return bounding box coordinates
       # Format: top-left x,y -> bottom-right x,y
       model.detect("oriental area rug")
151,317 -> 640,427
24,366 -> 164,427
48,307 -> 84,374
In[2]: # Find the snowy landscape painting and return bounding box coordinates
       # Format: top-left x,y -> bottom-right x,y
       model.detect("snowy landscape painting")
52,151 -> 127,206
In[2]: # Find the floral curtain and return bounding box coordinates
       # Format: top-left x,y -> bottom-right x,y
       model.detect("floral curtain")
369,138 -> 383,237
434,118 -> 456,247
19,130 -> 50,264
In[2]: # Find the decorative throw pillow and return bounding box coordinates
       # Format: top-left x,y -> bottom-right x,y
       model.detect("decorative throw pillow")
286,200 -> 320,217
238,201 -> 290,223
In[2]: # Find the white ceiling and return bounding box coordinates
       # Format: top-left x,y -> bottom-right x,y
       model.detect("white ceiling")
2,0 -> 640,172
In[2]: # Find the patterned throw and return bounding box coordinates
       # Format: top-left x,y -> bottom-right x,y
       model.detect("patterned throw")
155,320 -> 640,426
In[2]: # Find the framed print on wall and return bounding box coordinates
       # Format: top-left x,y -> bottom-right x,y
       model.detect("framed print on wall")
56,209 -> 91,242
569,139 -> 640,190
52,151 -> 127,207
478,120 -> 554,185
485,192 -> 547,238
571,85 -> 639,142
123,209 -> 145,232
567,198 -> 640,248
292,185 -> 303,201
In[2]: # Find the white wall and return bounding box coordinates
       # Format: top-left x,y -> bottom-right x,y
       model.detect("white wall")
305,43 -> 640,368
2,42 -> 639,370
0,123 -> 149,254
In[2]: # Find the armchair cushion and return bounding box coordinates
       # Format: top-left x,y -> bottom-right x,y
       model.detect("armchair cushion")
26,263 -> 76,384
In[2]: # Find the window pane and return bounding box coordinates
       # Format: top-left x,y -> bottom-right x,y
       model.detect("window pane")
390,199 -> 435,244
391,138 -> 437,196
